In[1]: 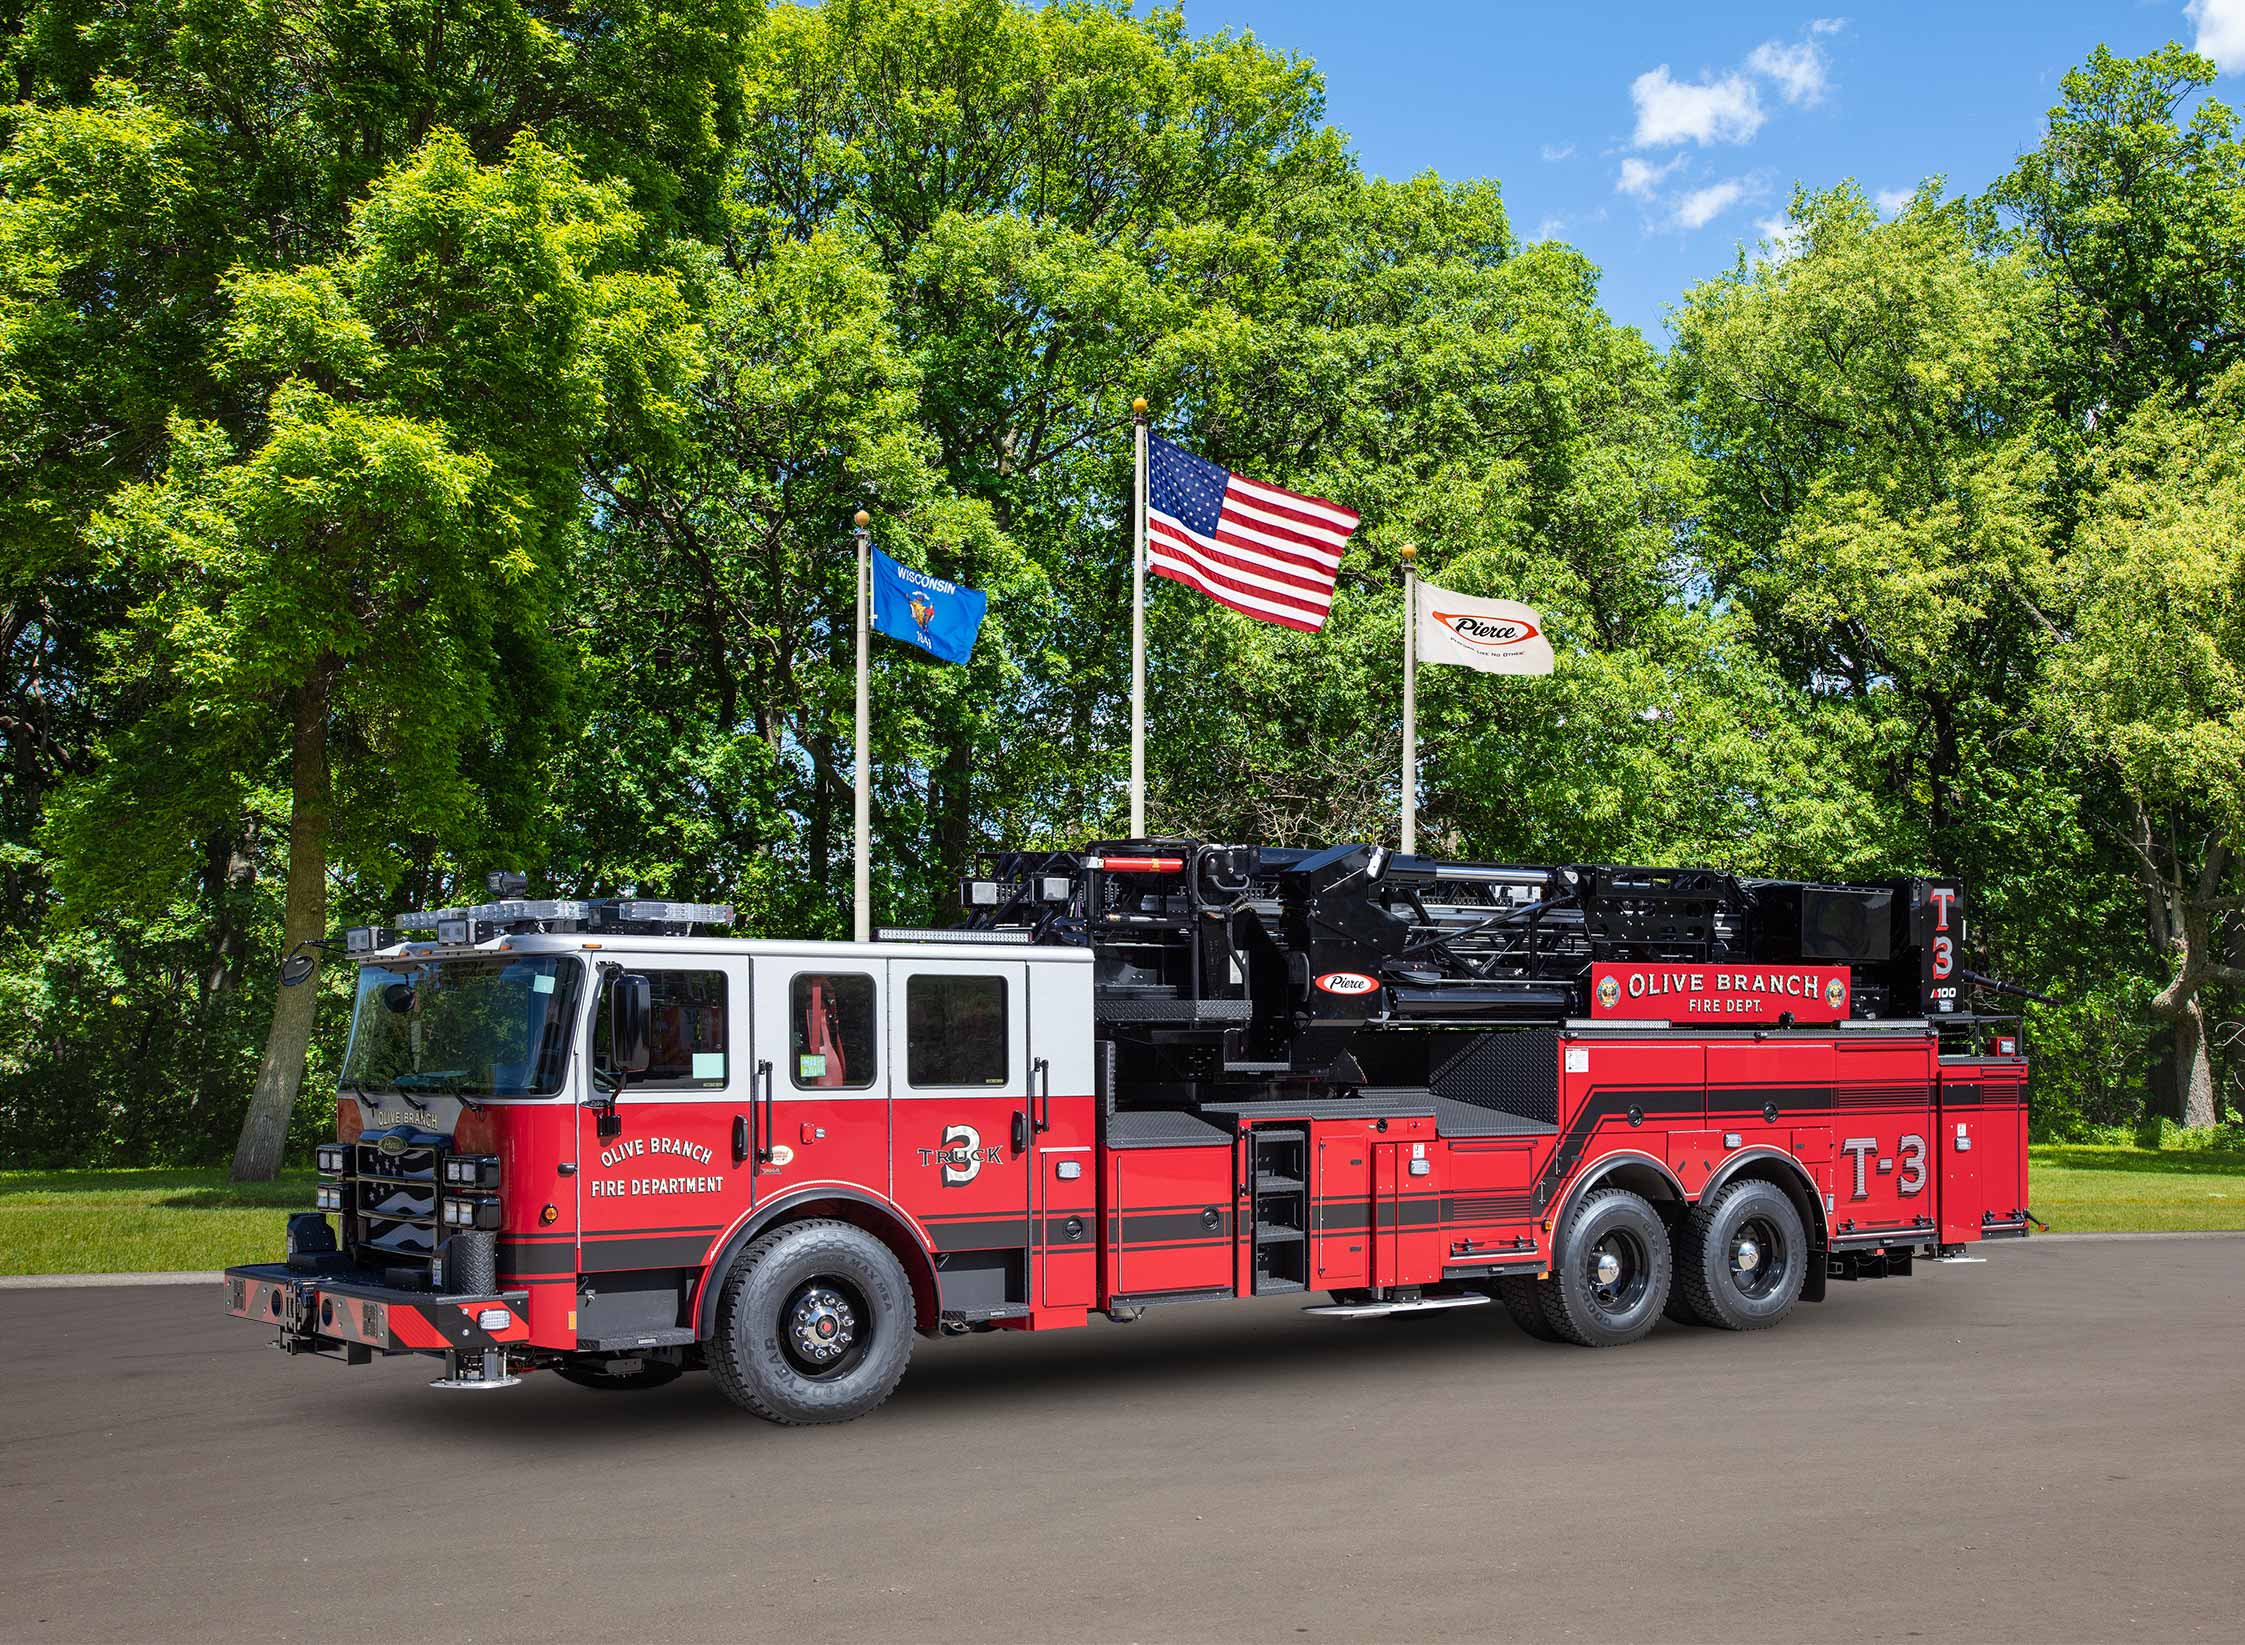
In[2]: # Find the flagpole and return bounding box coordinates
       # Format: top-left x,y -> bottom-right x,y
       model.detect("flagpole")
1129,397 -> 1149,840
853,509 -> 872,943
1399,543 -> 1418,855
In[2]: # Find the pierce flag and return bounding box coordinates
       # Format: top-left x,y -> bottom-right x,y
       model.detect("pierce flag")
869,546 -> 987,666
1413,581 -> 1554,674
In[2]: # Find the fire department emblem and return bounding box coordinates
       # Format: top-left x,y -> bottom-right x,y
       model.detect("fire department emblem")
1596,974 -> 1622,1011
1825,977 -> 1846,1009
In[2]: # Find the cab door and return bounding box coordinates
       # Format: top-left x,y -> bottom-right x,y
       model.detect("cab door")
751,958 -> 891,1217
576,956 -> 752,1283
888,957 -> 1032,1317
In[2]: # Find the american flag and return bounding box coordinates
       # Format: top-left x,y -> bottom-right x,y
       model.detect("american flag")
1145,434 -> 1360,633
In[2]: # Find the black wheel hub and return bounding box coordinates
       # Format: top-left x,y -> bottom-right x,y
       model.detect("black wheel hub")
1584,1228 -> 1651,1315
1728,1214 -> 1788,1301
783,1282 -> 866,1377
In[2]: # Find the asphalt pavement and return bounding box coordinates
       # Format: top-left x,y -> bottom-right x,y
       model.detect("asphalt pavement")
2,1235 -> 2240,1643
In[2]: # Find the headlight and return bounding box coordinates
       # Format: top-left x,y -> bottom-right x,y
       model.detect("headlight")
441,1154 -> 501,1189
314,1143 -> 348,1175
314,1184 -> 344,1211
442,1195 -> 502,1231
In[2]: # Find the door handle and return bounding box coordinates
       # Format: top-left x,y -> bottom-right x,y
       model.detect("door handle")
732,1114 -> 750,1168
1012,1109 -> 1030,1155
756,1060 -> 775,1163
1032,1055 -> 1051,1134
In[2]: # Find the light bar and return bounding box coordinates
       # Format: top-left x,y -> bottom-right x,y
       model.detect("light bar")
1090,856 -> 1183,873
615,900 -> 734,926
344,926 -> 388,954
877,926 -> 1034,944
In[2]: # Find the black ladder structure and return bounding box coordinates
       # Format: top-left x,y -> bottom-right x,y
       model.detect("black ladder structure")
1247,1128 -> 1308,1295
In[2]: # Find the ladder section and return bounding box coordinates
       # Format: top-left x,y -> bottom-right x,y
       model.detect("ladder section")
1248,1128 -> 1308,1294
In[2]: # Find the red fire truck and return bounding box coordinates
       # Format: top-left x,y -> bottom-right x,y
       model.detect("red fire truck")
225,843 -> 2034,1423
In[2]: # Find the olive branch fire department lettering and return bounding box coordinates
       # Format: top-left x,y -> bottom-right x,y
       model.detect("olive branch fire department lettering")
588,1134 -> 723,1197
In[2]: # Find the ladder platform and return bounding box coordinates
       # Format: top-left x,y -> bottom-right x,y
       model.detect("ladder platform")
1302,1294 -> 1495,1320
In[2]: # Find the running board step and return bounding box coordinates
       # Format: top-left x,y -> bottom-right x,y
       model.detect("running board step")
1302,1294 -> 1494,1320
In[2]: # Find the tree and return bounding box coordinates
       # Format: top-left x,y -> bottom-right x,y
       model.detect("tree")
1670,185 -> 2055,876
1990,44 -> 2245,431
2045,365 -> 2245,1125
46,131 -> 696,1177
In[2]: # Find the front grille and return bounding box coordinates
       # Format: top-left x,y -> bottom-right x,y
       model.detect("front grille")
350,1141 -> 444,1273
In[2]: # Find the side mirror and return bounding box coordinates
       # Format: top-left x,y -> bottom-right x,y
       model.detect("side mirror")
609,973 -> 652,1076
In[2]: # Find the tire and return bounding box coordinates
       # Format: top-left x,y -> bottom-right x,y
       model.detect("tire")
555,1359 -> 685,1392
1497,1276 -> 1562,1341
1672,1178 -> 1808,1331
706,1219 -> 914,1425
1534,1187 -> 1672,1348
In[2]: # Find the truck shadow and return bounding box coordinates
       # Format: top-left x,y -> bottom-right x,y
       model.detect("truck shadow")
383,1300 -> 1854,1448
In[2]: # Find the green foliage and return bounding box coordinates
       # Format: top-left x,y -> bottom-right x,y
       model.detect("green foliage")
1,10 -> 2241,1165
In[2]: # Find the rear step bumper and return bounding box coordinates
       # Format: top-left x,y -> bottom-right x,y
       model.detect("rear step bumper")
224,1262 -> 531,1360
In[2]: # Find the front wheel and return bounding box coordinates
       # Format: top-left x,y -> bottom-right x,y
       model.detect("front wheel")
1671,1178 -> 1808,1331
707,1219 -> 914,1425
1533,1188 -> 1672,1347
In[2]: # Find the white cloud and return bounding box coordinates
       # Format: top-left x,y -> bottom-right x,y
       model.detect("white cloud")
1617,154 -> 1686,197
1671,177 -> 1755,230
1808,17 -> 1848,36
1541,142 -> 1577,162
2189,0 -> 2245,73
1535,215 -> 1569,241
1875,186 -> 1913,217
1631,66 -> 1766,147
1746,39 -> 1829,106
1756,215 -> 1808,261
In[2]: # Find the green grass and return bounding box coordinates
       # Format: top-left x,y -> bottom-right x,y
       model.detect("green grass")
0,1168 -> 317,1275
1,1150 -> 2240,1275
2026,1145 -> 2245,1234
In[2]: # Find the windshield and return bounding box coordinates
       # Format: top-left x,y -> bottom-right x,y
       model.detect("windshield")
339,955 -> 584,1098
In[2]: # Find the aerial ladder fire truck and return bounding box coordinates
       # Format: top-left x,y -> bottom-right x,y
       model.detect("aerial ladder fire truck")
225,842 -> 2033,1423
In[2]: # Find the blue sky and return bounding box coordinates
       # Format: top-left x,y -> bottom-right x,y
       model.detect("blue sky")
1156,1 -> 2245,340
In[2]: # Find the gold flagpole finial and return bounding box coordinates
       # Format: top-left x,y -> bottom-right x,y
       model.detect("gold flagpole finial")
853,510 -> 870,529
1398,542 -> 1417,563
1132,397 -> 1148,417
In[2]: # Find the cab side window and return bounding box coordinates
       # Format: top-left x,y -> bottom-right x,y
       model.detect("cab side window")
593,969 -> 728,1089
791,972 -> 878,1089
906,974 -> 1008,1087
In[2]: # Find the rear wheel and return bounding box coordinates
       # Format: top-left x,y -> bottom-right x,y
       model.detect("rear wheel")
1497,1276 -> 1562,1341
554,1358 -> 684,1392
1535,1188 -> 1671,1348
707,1219 -> 914,1425
1672,1178 -> 1807,1331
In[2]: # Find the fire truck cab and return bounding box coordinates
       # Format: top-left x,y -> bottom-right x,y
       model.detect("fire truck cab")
226,844 -> 2033,1424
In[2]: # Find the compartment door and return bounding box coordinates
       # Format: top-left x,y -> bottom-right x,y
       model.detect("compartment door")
888,959 -> 1031,1310
1313,1134 -> 1370,1289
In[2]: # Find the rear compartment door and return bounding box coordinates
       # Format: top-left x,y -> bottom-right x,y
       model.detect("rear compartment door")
1938,1057 -> 2029,1242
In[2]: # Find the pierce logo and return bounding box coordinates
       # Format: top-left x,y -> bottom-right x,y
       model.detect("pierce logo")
1313,971 -> 1380,997
1434,611 -> 1542,650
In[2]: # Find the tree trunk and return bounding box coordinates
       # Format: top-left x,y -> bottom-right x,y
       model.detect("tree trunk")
230,671 -> 333,1181
2172,994 -> 2218,1129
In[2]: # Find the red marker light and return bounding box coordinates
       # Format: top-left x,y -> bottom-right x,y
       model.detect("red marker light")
1096,856 -> 1184,873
